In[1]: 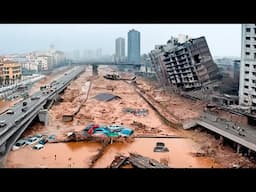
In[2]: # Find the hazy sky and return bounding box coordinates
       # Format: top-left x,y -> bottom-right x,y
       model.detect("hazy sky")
0,24 -> 241,57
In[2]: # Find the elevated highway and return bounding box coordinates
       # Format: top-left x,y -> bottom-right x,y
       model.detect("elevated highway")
0,66 -> 85,161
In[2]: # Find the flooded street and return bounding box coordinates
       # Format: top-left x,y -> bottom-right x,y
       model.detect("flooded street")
4,66 -> 254,168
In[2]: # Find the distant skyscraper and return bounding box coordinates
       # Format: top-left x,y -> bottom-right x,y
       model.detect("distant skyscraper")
239,24 -> 256,107
115,37 -> 125,63
128,29 -> 140,64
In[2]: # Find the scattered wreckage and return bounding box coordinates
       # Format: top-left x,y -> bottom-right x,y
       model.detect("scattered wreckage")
123,108 -> 148,116
109,153 -> 170,168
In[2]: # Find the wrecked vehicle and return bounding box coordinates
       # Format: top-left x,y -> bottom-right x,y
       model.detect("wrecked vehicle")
33,144 -> 44,150
12,139 -> 27,151
153,142 -> 169,152
119,128 -> 134,137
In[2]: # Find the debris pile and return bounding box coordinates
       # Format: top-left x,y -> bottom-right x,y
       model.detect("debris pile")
109,153 -> 170,168
123,108 -> 148,116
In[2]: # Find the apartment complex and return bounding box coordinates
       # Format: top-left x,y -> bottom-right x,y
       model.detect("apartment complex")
23,49 -> 65,72
128,29 -> 140,64
115,37 -> 125,63
149,36 -> 218,91
0,60 -> 21,84
239,24 -> 256,107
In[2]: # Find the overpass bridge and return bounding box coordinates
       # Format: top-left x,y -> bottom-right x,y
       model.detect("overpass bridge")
0,66 -> 85,162
183,112 -> 256,154
72,61 -> 142,67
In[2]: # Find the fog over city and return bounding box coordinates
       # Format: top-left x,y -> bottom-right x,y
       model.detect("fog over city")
0,24 -> 240,57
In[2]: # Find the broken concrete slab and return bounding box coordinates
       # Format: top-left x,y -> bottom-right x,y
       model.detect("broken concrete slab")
93,93 -> 121,102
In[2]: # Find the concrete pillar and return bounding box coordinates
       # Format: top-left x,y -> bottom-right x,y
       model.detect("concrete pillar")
38,109 -> 48,126
236,143 -> 241,154
0,142 -> 6,155
248,149 -> 251,156
219,136 -> 224,145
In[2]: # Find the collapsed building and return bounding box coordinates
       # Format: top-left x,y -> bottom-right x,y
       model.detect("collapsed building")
149,36 -> 218,92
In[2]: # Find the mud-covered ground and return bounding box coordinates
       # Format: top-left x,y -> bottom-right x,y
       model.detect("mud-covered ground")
5,66 -> 256,168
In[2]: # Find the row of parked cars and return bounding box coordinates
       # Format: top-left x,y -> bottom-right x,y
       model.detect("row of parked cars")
12,134 -> 50,151
83,123 -> 134,137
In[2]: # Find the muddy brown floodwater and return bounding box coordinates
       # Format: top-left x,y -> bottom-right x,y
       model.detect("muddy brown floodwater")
7,142 -> 101,168
94,138 -> 220,168
5,66 -> 248,168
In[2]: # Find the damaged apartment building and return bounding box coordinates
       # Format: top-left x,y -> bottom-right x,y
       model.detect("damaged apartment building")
149,35 -> 218,92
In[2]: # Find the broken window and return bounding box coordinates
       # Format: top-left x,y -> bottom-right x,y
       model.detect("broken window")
246,28 -> 251,32
193,54 -> 200,63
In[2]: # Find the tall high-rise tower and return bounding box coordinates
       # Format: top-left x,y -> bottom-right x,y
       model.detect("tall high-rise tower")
128,29 -> 140,64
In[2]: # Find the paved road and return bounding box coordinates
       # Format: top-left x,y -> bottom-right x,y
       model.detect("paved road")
199,112 -> 256,151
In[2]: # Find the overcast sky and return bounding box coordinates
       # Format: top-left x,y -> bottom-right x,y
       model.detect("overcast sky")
0,24 -> 241,57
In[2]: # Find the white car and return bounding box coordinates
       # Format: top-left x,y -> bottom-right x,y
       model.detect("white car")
12,139 -> 27,151
33,144 -> 44,150
107,124 -> 123,132
26,137 -> 39,145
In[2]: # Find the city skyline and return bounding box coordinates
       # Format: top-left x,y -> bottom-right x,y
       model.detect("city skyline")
0,24 -> 241,57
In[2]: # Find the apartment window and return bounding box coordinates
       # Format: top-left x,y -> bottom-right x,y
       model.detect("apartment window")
244,85 -> 249,89
245,71 -> 249,74
246,44 -> 251,48
254,65 -> 256,69
245,78 -> 249,82
255,53 -> 256,59
244,92 -> 249,96
253,95 -> 256,99
244,100 -> 248,103
246,52 -> 250,55
254,45 -> 256,48
245,64 -> 250,67
246,36 -> 251,40
255,28 -> 256,34
253,80 -> 256,83
253,72 -> 256,76
246,28 -> 251,32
